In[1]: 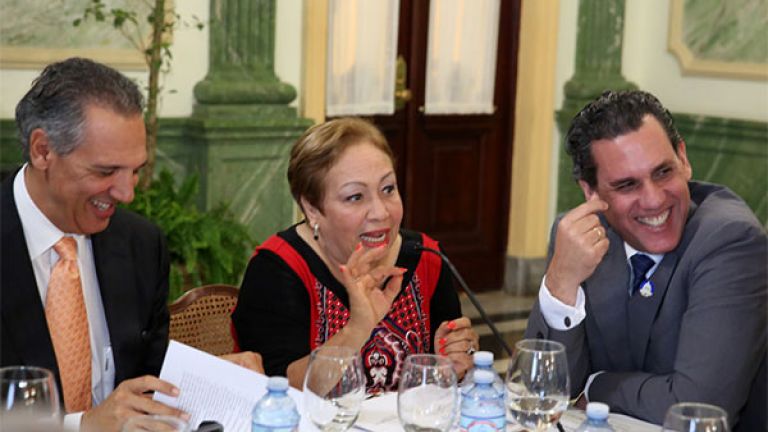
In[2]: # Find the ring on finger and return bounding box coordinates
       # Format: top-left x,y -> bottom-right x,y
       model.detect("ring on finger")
466,345 -> 477,356
593,226 -> 602,240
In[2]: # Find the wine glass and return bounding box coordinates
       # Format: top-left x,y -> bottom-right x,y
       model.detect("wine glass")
505,339 -> 570,432
397,354 -> 459,432
662,402 -> 729,432
122,414 -> 190,432
303,345 -> 366,431
0,366 -> 61,432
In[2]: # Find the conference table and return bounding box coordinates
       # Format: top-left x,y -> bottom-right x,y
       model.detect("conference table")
311,391 -> 661,432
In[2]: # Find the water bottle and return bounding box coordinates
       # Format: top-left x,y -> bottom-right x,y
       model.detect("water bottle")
575,402 -> 615,432
459,369 -> 506,432
251,376 -> 300,432
461,351 -> 504,396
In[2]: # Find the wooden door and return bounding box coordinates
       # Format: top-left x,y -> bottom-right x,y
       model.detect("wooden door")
360,0 -> 520,292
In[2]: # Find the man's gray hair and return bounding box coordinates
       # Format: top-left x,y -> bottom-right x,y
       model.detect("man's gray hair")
15,57 -> 144,161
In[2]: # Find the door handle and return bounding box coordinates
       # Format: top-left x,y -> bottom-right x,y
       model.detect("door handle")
394,55 -> 412,109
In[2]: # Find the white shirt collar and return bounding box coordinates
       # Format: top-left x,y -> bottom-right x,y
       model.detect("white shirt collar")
624,241 -> 664,269
13,164 -> 83,259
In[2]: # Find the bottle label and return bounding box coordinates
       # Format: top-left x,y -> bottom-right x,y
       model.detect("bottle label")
459,414 -> 505,432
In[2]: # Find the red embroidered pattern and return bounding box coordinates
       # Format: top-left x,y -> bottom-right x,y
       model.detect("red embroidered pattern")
313,273 -> 430,392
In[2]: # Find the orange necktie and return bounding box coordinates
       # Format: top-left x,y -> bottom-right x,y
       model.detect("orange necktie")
45,237 -> 92,413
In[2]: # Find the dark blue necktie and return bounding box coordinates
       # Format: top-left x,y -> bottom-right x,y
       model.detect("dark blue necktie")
630,253 -> 655,295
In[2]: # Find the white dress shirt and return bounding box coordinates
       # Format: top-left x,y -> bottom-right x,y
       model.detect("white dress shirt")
538,239 -> 663,400
14,166 -> 115,428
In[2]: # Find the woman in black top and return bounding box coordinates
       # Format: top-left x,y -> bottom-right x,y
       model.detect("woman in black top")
232,118 -> 478,391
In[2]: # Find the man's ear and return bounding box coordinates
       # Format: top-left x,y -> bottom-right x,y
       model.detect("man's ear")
28,129 -> 53,169
578,179 -> 597,202
676,140 -> 693,181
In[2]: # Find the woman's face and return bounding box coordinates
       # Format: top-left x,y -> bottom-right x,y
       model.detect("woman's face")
304,141 -> 403,266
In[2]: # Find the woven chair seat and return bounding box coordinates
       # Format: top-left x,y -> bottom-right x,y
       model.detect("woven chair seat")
168,284 -> 239,356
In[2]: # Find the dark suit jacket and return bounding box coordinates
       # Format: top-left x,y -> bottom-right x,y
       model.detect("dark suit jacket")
526,181 -> 767,429
0,171 -> 170,396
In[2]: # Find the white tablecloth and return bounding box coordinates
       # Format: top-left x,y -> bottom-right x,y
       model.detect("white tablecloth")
302,392 -> 660,432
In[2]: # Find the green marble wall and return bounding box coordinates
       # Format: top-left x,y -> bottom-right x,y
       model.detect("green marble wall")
683,0 -> 768,63
555,113 -> 768,225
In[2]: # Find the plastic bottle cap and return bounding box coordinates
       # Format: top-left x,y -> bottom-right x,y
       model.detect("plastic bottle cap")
266,376 -> 289,391
473,351 -> 494,366
585,402 -> 610,419
473,369 -> 495,384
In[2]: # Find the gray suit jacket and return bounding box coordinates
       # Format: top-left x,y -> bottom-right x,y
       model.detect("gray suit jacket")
526,181 -> 767,429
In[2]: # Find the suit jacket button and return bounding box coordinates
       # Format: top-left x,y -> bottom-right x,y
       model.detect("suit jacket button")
536,331 -> 544,338
140,330 -> 150,340
564,317 -> 571,328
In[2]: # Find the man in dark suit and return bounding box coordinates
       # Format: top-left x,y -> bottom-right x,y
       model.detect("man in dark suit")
525,90 -> 766,429
1,58 -> 261,431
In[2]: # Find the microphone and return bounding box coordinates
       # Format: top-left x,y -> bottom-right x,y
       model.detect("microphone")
415,243 -> 513,356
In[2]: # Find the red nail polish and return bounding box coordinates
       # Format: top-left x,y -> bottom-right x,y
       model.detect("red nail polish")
439,338 -> 446,345
447,321 -> 456,330
339,265 -> 346,273
355,243 -> 362,251
439,347 -> 446,355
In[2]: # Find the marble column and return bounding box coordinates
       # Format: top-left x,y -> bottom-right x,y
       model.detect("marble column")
188,0 -> 312,242
556,0 -> 637,212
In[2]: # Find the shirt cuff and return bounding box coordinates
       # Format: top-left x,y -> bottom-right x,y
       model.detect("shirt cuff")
538,275 -> 586,330
584,371 -> 605,402
63,411 -> 84,431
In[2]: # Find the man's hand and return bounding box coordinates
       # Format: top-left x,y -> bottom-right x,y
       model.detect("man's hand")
80,375 -> 188,432
545,195 -> 610,305
220,351 -> 264,373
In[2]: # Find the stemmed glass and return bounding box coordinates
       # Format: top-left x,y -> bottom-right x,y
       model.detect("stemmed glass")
397,354 -> 459,432
303,345 -> 366,431
0,366 -> 61,432
662,402 -> 729,432
505,339 -> 570,432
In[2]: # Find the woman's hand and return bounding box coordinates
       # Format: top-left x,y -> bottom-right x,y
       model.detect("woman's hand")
434,317 -> 479,380
339,243 -> 406,332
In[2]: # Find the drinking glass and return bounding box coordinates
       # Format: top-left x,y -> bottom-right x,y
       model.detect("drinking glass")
122,414 -> 190,432
662,402 -> 729,432
303,345 -> 366,431
0,366 -> 61,432
505,339 -> 570,432
397,354 -> 459,432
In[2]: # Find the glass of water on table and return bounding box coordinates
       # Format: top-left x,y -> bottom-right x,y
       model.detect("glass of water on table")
505,339 -> 570,432
397,354 -> 459,432
303,345 -> 366,431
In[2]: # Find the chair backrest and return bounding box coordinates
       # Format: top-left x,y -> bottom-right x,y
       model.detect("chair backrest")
168,284 -> 239,356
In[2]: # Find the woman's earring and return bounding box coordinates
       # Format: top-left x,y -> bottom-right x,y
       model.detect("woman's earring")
313,222 -> 319,240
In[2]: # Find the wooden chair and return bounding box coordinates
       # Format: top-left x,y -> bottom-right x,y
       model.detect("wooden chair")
168,284 -> 239,356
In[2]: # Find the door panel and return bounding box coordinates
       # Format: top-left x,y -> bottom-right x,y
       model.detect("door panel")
331,0 -> 521,291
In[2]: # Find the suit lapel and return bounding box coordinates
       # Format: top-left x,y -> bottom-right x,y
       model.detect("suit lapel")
0,175 -> 60,379
91,216 -> 139,382
585,224 -> 633,367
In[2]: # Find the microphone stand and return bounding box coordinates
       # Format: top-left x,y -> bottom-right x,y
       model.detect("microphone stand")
416,244 -> 513,357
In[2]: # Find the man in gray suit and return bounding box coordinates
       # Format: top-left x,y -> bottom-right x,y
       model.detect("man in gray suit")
525,90 -> 766,429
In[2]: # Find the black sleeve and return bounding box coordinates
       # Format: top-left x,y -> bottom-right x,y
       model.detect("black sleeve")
428,256 -> 462,351
231,251 -> 311,376
143,227 -> 171,377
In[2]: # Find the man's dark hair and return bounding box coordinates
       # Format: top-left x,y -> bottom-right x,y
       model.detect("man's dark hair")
565,90 -> 682,187
15,57 -> 144,161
